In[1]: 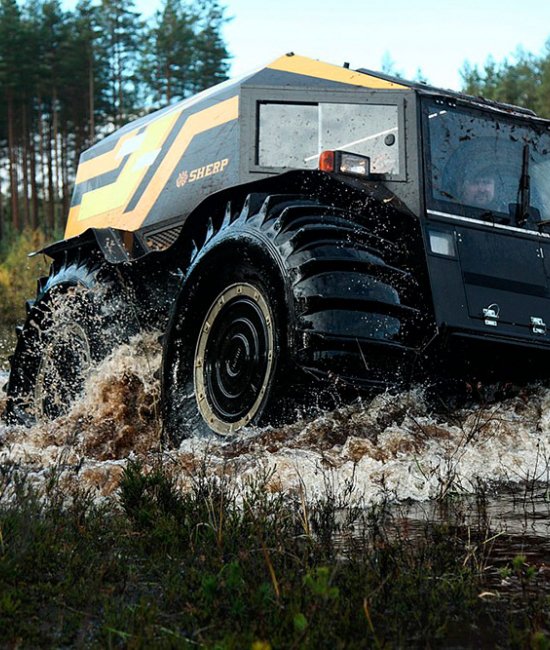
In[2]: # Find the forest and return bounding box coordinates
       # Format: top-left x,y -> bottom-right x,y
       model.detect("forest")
0,0 -> 549,323
0,0 -> 228,322
1,10 -> 550,647
0,0 -> 229,240
460,47 -> 550,118
2,2 -> 550,241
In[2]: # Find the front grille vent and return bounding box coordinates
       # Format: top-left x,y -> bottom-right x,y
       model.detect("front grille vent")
145,226 -> 182,251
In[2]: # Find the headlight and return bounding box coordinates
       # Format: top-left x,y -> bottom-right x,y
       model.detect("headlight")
428,230 -> 456,257
319,150 -> 371,178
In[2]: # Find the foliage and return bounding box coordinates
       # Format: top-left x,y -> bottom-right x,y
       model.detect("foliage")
0,0 -> 230,238
0,228 -> 50,326
460,42 -> 550,118
0,462 -> 548,647
141,0 -> 229,105
97,0 -> 143,127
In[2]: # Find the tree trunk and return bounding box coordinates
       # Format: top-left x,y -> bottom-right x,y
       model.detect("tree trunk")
53,87 -> 61,232
117,52 -> 124,125
30,125 -> 39,229
88,49 -> 95,144
61,125 -> 70,219
7,92 -> 20,232
46,114 -> 55,234
166,63 -> 172,103
0,167 -> 4,241
21,104 -> 30,228
38,95 -> 48,230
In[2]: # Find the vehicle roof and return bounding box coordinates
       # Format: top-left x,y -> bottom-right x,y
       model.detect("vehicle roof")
248,54 -> 549,125
84,54 -> 549,162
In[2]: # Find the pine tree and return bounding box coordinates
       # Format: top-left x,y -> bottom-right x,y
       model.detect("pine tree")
189,0 -> 230,94
97,0 -> 143,128
0,0 -> 24,231
142,0 -> 229,108
460,50 -> 542,115
142,0 -> 195,105
0,0 -> 231,240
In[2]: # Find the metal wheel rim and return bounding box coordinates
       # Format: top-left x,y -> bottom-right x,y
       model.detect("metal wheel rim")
34,321 -> 92,420
193,282 -> 275,435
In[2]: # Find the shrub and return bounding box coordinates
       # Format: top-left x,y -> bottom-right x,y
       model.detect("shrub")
0,228 -> 51,326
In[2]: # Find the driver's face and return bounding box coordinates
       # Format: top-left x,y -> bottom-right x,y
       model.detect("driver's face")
461,176 -> 495,207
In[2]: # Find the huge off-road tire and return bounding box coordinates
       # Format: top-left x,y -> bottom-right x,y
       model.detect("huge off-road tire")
163,262 -> 283,442
162,193 -> 421,444
4,253 -> 138,425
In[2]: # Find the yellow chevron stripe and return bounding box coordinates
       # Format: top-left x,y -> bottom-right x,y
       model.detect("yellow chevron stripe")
64,95 -> 239,238
65,108 -> 183,237
75,128 -> 140,185
267,54 -> 407,90
119,96 -> 239,229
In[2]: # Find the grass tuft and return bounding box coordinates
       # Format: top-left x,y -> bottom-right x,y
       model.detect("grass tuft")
0,461 -> 548,647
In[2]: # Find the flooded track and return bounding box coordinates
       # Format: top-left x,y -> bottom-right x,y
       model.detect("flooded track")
1,331 -> 550,508
2,331 -> 550,608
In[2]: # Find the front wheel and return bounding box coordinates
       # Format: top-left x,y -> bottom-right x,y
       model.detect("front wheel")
194,282 -> 276,434
162,265 -> 284,443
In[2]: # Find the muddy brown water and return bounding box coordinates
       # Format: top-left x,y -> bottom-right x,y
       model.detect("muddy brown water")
1,330 -> 550,593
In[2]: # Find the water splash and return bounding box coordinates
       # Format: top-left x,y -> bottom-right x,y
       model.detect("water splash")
1,332 -> 549,503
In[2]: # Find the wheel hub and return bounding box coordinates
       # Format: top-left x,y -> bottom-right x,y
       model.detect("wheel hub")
194,283 -> 275,435
34,321 -> 91,420
226,333 -> 247,376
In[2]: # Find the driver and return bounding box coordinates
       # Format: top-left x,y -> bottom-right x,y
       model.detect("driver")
460,167 -> 496,208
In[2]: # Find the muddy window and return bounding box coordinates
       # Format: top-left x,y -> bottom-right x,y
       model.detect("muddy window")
258,102 -> 400,174
424,100 -> 550,225
258,103 -> 318,168
319,104 -> 399,174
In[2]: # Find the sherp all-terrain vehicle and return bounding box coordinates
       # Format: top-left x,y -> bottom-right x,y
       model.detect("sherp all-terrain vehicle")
6,53 -> 550,440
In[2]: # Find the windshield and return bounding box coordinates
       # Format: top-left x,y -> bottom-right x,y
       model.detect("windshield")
423,99 -> 550,226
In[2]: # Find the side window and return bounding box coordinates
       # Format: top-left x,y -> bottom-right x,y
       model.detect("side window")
320,104 -> 399,174
532,159 -> 550,220
257,101 -> 400,175
258,103 -> 319,168
424,100 -> 550,224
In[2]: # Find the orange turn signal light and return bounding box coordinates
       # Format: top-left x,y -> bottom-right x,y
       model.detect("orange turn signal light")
318,150 -> 371,178
319,150 -> 335,172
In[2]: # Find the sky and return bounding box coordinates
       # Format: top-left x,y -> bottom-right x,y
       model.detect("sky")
216,0 -> 550,90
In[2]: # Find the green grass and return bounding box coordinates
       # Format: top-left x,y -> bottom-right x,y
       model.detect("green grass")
0,461 -> 548,648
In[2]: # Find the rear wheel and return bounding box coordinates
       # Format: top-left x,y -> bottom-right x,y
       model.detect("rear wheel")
33,320 -> 92,420
195,282 -> 275,434
4,255 -> 137,425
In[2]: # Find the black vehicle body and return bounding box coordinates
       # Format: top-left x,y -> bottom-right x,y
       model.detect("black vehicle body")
7,54 -> 550,434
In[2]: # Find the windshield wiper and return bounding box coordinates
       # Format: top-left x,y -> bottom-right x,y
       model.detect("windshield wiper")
516,144 -> 531,227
